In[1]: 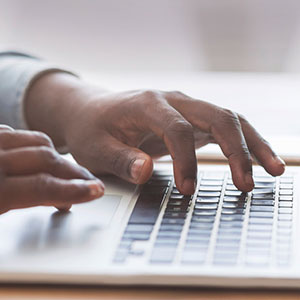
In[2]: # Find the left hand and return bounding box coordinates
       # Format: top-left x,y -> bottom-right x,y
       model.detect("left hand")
25,73 -> 285,195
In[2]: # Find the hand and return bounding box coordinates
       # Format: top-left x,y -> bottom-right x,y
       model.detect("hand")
25,73 -> 285,195
0,125 -> 104,214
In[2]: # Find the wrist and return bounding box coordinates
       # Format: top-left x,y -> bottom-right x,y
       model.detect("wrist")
25,72 -> 90,149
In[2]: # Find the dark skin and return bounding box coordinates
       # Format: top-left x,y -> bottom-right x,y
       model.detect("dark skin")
23,72 -> 284,199
0,125 -> 104,214
0,71 -> 286,214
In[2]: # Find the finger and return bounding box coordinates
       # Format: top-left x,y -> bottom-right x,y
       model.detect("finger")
210,110 -> 254,192
0,174 -> 104,214
0,146 -> 98,180
142,95 -> 197,195
0,130 -> 54,150
84,133 -> 154,185
238,115 -> 285,176
166,93 -> 253,192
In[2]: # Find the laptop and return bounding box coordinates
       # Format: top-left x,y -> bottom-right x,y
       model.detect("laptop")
0,155 -> 299,289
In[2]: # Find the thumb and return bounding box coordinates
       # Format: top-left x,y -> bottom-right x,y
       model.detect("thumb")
101,137 -> 153,184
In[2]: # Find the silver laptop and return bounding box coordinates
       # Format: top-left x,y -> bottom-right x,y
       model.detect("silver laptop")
0,157 -> 299,289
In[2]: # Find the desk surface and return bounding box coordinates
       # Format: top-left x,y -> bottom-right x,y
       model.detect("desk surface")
1,285 -> 300,300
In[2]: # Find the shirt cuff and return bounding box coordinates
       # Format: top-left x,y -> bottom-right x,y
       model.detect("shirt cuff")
0,53 -> 77,131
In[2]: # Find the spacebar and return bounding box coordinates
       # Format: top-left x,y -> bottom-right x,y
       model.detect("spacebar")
128,188 -> 167,225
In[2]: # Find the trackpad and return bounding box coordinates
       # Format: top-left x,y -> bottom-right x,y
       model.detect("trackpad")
0,195 -> 121,255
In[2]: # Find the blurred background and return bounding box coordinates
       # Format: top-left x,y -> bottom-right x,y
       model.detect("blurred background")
2,0 -> 300,159
2,0 -> 300,73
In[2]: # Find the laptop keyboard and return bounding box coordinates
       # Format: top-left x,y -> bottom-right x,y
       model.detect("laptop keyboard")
114,171 -> 294,268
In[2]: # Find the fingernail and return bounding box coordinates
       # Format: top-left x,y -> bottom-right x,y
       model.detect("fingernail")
245,173 -> 254,190
182,178 -> 196,195
87,180 -> 105,198
131,159 -> 146,181
274,155 -> 286,167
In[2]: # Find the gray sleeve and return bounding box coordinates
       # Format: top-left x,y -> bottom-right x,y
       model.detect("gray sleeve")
0,52 -> 76,130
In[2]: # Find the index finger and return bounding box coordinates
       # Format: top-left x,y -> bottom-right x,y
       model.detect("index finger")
141,93 -> 197,195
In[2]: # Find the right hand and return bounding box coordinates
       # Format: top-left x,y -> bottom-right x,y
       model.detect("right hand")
0,125 -> 104,215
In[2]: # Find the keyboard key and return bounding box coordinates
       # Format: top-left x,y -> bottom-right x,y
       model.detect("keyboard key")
221,208 -> 245,215
249,218 -> 273,225
247,232 -> 272,240
254,177 -> 275,183
194,203 -> 218,210
159,224 -> 184,231
123,232 -> 151,240
150,248 -> 176,264
218,228 -> 242,235
278,201 -> 293,208
198,191 -> 221,197
200,180 -> 223,186
220,215 -> 244,222
252,194 -> 274,200
191,215 -> 215,223
223,196 -> 246,203
249,211 -> 274,218
280,184 -> 293,189
126,224 -> 154,232
278,208 -> 293,214
279,196 -> 293,201
252,188 -> 274,195
202,173 -> 224,180
250,206 -> 274,212
219,221 -> 243,228
181,251 -> 207,264
154,240 -> 179,247
248,224 -> 273,232
280,177 -> 293,184
222,202 -> 246,209
217,236 -> 241,244
277,221 -> 292,228
226,184 -> 238,191
278,215 -> 292,221
161,218 -> 185,225
157,231 -> 181,239
225,191 -> 243,196
165,206 -> 190,213
251,199 -> 274,206
196,197 -> 219,204
163,212 -> 187,218
199,185 -> 222,192
193,210 -> 216,216
169,194 -> 192,200
190,222 -> 214,230
188,228 -> 212,236
186,237 -> 210,245
254,182 -> 275,189
279,190 -> 293,196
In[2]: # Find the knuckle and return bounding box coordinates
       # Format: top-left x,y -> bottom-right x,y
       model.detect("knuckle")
166,119 -> 193,136
237,113 -> 248,124
139,89 -> 162,106
212,108 -> 240,130
111,148 -> 133,177
31,131 -> 53,147
166,90 -> 186,99
34,173 -> 56,196
38,147 -> 61,168
0,131 -> 14,147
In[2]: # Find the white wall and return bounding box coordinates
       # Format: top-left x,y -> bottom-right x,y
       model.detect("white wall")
1,0 -> 300,72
